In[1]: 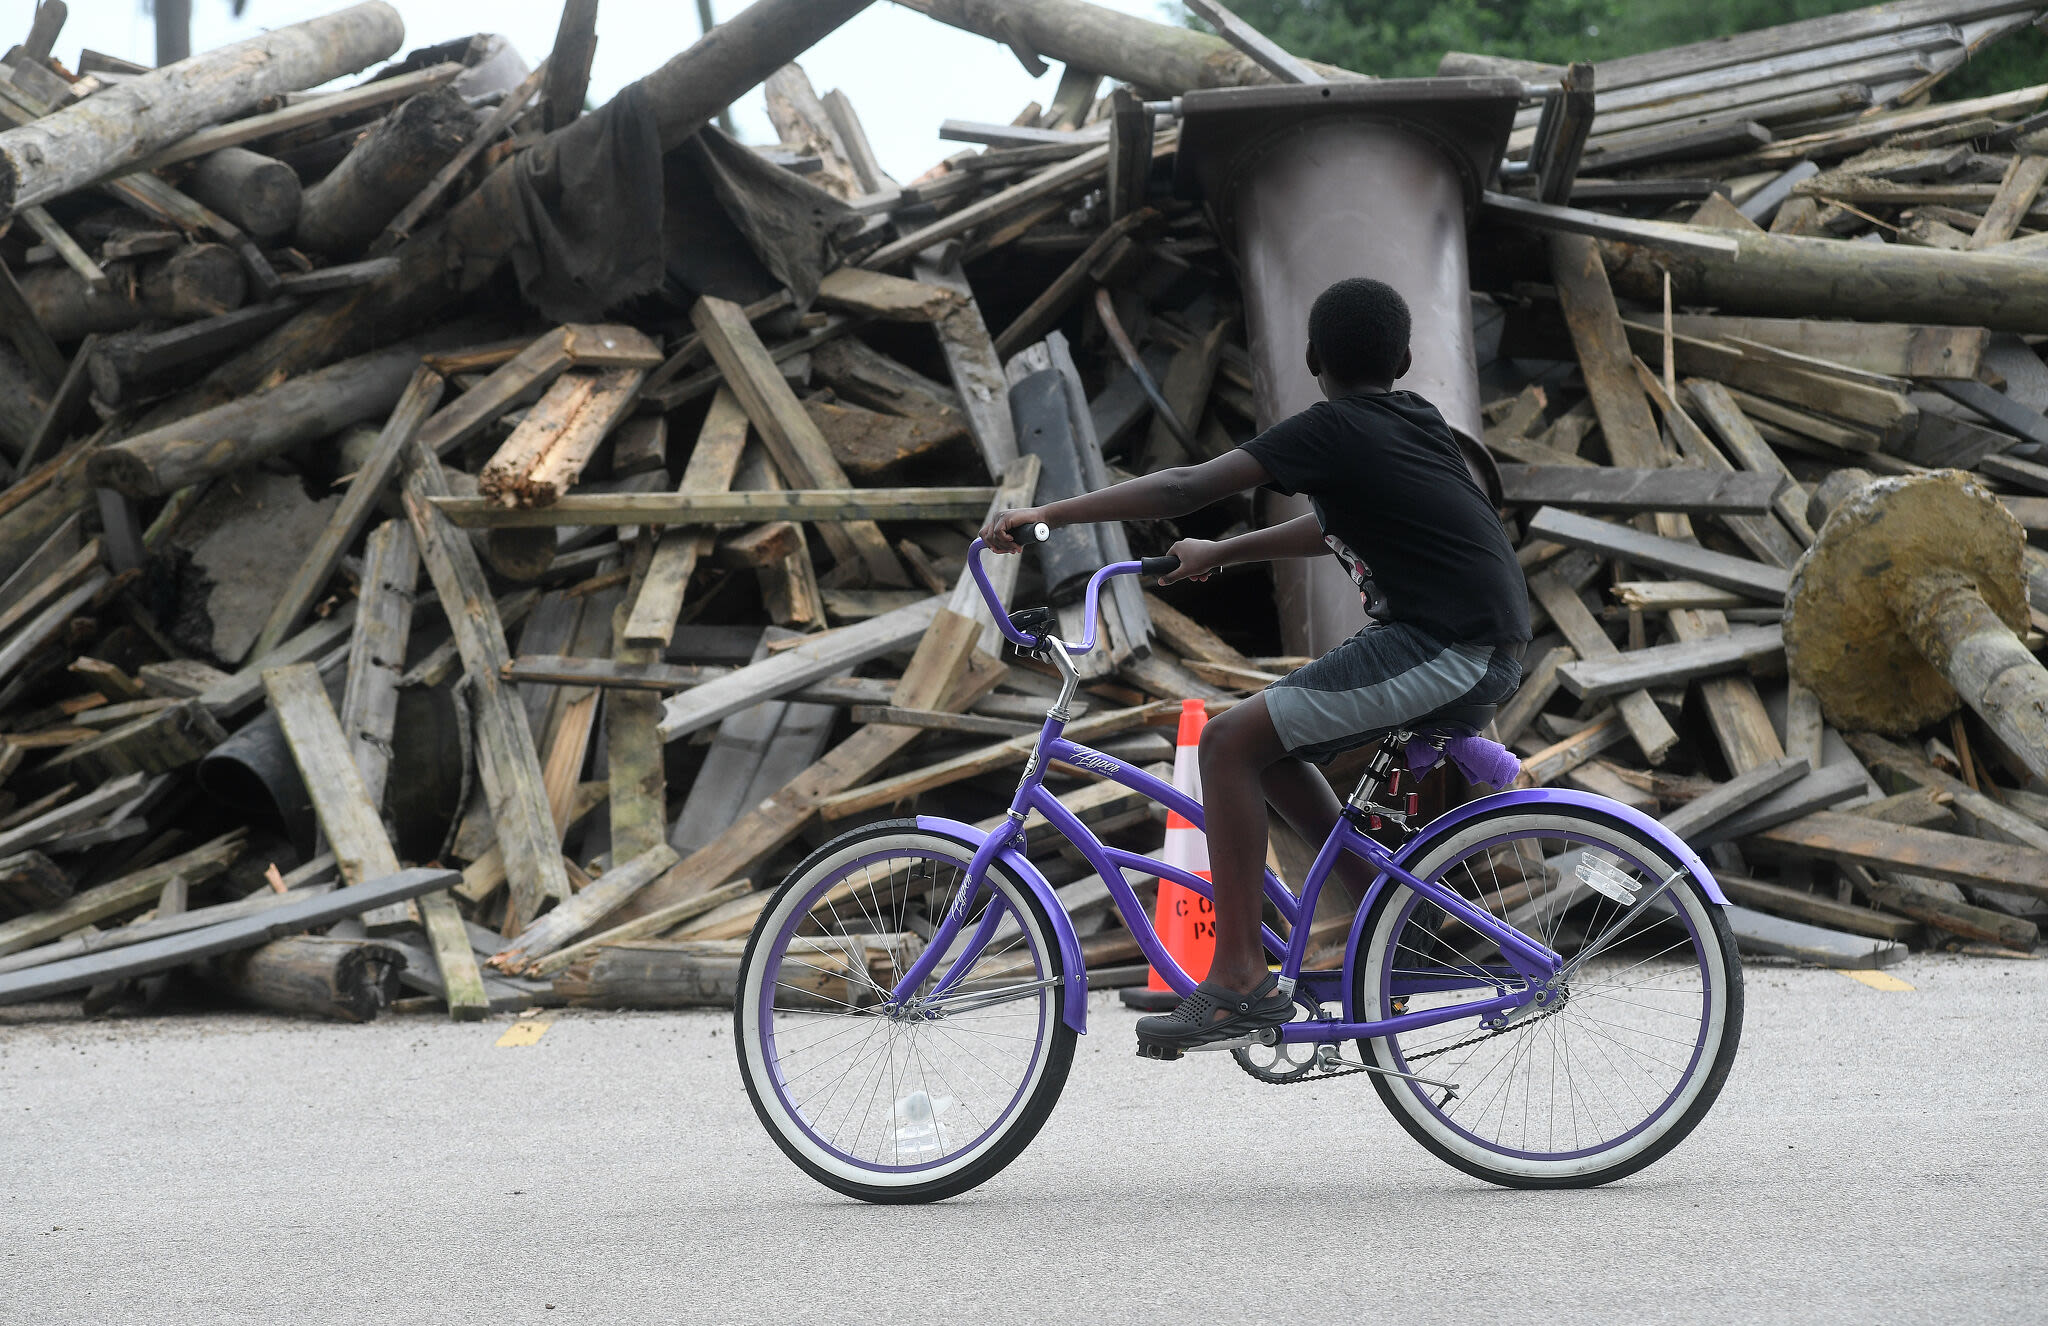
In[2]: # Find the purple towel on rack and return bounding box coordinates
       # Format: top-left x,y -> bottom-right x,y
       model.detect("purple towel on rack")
1406,735 -> 1521,790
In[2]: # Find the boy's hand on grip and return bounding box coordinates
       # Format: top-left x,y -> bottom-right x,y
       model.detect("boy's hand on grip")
1158,538 -> 1223,584
980,507 -> 1048,554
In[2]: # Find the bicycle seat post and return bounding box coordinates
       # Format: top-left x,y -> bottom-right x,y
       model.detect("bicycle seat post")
1343,728 -> 1428,832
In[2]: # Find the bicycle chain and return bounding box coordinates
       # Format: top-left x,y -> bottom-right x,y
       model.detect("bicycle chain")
1234,1002 -> 1566,1086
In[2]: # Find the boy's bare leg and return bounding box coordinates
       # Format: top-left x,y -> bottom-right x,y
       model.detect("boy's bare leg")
1195,695 -> 1293,992
1258,757 -> 1381,913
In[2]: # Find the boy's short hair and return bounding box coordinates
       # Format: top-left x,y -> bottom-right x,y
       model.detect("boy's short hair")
1308,277 -> 1411,384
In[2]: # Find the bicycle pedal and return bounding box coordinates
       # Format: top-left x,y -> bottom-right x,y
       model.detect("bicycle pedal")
1135,1040 -> 1184,1062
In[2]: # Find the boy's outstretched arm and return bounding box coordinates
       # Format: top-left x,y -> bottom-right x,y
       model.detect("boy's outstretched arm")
979,450 -> 1269,552
1157,512 -> 1326,585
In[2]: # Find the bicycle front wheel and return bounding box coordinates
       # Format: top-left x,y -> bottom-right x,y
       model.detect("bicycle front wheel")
1352,801 -> 1742,1188
735,821 -> 1077,1204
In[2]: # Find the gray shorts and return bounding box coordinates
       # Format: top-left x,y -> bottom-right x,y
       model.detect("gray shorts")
1264,622 -> 1523,763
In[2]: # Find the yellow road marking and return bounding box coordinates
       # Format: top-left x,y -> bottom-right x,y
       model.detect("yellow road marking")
495,1020 -> 552,1046
1841,969 -> 1914,991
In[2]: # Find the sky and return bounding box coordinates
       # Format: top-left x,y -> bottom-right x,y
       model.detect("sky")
41,0 -> 1179,183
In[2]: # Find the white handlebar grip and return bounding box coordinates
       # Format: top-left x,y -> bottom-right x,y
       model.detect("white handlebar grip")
1026,522 -> 1050,544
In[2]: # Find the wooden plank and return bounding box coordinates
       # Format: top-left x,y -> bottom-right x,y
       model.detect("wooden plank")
1668,315 -> 1987,381
1549,232 -> 1665,468
261,663 -> 403,887
0,831 -> 245,958
1625,321 -> 1917,442
1495,644 -> 1571,746
429,488 -> 996,528
862,144 -> 1111,272
1969,153 -> 2048,249
479,341 -> 655,507
339,518 -> 417,933
657,596 -> 941,742
1183,0 -> 1324,83
1512,714 -> 1628,787
1758,811 -> 2048,901
915,254 -> 1021,479
414,889 -> 488,1020
817,700 -> 1169,820
1525,571 -> 1677,764
608,571 -> 669,868
1687,754 -> 1867,836
691,295 -> 906,585
623,386 -> 749,648
1526,507 -> 1793,601
1718,874 -> 1917,942
1722,904 -> 1907,970
526,878 -> 753,979
0,868 -> 456,1006
121,62 -> 464,175
1685,379 -> 1819,547
1845,730 -> 2048,857
248,367 -> 443,662
0,772 -> 146,860
1486,193 -> 1741,260
1930,378 -> 2048,450
1499,465 -> 1781,515
402,443 -> 570,931
1558,627 -> 1782,700
1635,362 -> 1804,568
1659,756 -> 1809,843
1842,861 -> 2038,949
489,841 -> 680,974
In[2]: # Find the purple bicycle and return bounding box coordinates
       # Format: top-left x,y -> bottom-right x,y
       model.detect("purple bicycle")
736,534 -> 1743,1203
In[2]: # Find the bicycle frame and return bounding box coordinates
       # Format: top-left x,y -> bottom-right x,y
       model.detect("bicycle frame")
883,541 -> 1599,1046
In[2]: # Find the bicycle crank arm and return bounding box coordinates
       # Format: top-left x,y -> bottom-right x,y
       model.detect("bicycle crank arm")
1184,1027 -> 1283,1053
1314,1045 -> 1460,1098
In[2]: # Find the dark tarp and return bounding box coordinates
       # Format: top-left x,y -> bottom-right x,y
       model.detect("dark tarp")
504,81 -> 667,322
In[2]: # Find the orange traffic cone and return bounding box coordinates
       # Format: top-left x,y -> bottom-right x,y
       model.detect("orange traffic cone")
1121,698 -> 1215,1011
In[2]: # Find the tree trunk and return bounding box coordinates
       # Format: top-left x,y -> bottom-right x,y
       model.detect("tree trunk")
0,1 -> 404,223
215,934 -> 407,1021
294,87 -> 478,256
185,147 -> 302,240
154,0 -> 191,66
904,0 -> 1355,93
19,243 -> 246,341
90,341 -> 430,497
1602,231 -> 2048,335
178,0 -> 880,412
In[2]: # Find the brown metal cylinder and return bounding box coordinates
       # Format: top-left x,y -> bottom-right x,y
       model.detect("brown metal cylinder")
1233,118 -> 1486,655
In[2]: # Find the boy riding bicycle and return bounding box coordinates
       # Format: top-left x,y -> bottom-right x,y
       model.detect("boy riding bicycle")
980,277 -> 1530,1054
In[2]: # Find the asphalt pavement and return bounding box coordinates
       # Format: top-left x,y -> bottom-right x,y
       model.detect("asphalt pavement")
4,953 -> 2043,1324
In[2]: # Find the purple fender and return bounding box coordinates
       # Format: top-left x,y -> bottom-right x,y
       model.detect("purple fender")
1339,788 -> 1729,1019
916,815 -> 1090,1035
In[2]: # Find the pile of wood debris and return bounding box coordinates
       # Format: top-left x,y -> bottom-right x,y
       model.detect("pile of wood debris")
2,0 -> 2045,1025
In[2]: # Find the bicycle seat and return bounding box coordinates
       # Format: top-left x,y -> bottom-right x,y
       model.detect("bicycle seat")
1407,701 -> 1497,739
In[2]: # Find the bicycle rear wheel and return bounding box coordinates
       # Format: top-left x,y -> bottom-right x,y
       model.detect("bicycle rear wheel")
735,821 -> 1076,1204
1352,801 -> 1742,1188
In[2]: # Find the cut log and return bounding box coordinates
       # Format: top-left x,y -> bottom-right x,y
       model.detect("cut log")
0,2 -> 404,222
184,147 -> 301,240
86,300 -> 297,408
1603,228 -> 2048,335
293,85 -> 478,255
216,934 -> 406,1022
249,368 -> 442,661
19,244 -> 247,341
90,341 -> 432,497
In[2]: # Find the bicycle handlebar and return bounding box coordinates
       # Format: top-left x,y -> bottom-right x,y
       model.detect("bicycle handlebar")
967,530 -> 1180,655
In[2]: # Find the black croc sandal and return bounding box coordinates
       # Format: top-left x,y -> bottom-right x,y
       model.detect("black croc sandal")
1134,974 -> 1293,1060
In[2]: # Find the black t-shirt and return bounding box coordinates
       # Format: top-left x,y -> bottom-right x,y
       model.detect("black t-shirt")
1240,390 -> 1530,646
